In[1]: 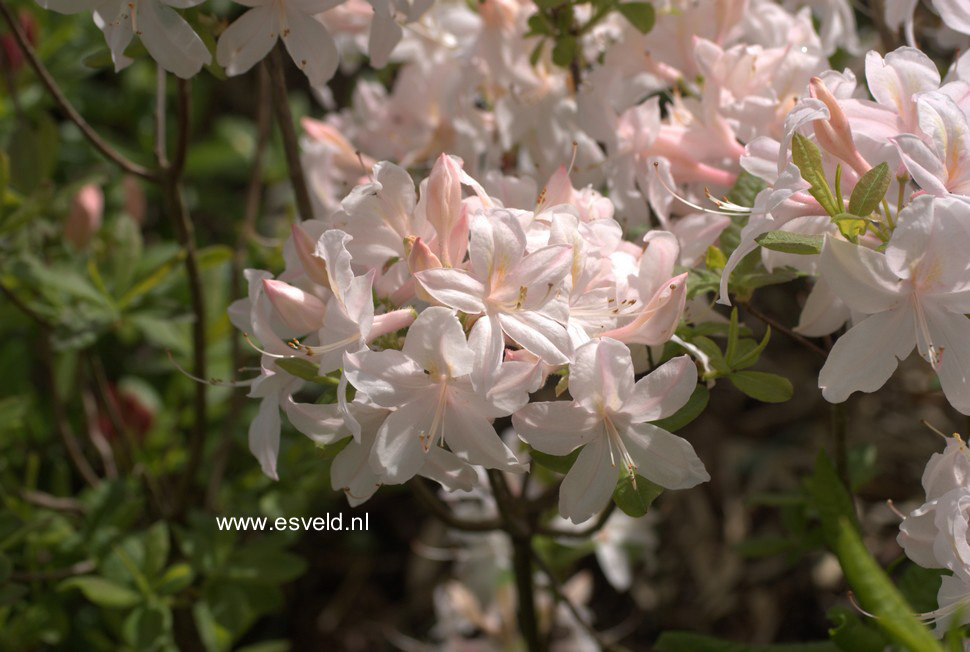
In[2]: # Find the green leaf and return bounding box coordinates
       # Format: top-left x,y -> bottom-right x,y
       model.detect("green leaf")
142,522 -> 170,580
834,213 -> 866,241
651,385 -> 709,432
274,358 -> 339,385
826,606 -> 888,652
236,642 -> 291,652
529,39 -> 545,67
123,604 -> 171,651
791,133 -> 840,217
725,170 -> 766,210
847,162 -> 890,218
0,583 -> 27,606
730,327 -> 771,370
655,631 -> 838,651
612,474 -> 663,517
728,371 -> 792,403
754,231 -> 824,255
896,564 -> 946,614
526,13 -> 554,36
193,600 -> 232,652
197,245 -> 233,270
154,563 -> 195,596
705,245 -> 726,271
529,446 -> 580,474
616,2 -> 655,33
118,249 -> 186,309
8,114 -> 58,194
59,576 -> 142,609
0,552 -> 10,582
833,516 -> 943,651
551,35 -> 577,67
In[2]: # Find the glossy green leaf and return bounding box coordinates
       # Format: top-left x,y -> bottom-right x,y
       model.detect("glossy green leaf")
754,230 -> 824,255
274,358 -> 338,385
728,371 -> 792,403
651,385 -> 709,432
59,576 -> 142,609
791,133 -> 839,217
612,474 -> 663,517
616,2 -> 655,33
847,162 -> 890,218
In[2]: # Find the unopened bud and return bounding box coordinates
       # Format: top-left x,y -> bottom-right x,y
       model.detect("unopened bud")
809,77 -> 871,177
426,154 -> 463,266
64,184 -> 104,249
122,175 -> 146,224
262,279 -> 327,334
406,236 -> 442,304
291,224 -> 331,290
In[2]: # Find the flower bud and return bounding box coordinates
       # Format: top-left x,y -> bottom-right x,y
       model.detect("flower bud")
291,224 -> 331,289
406,236 -> 442,303
809,77 -> 871,177
64,184 -> 104,249
426,154 -> 463,265
123,175 -> 146,224
262,279 -> 327,334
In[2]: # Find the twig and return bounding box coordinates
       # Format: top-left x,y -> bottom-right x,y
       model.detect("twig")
12,559 -> 96,582
530,548 -> 612,650
207,62 -> 272,511
0,0 -> 155,180
40,333 -> 100,487
267,45 -> 315,222
536,501 -> 616,538
410,478 -> 503,532
20,489 -> 86,513
154,72 -> 207,520
0,281 -> 51,329
80,386 -> 118,479
741,301 -> 828,359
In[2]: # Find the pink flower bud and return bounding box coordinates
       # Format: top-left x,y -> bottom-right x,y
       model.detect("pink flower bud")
64,184 -> 104,249
123,175 -> 146,224
367,308 -> 418,341
262,279 -> 327,334
809,77 -> 871,177
291,224 -> 331,290
406,236 -> 442,303
426,154 -> 463,266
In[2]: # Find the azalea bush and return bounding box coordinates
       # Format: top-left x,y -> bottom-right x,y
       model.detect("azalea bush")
3,0 -> 970,649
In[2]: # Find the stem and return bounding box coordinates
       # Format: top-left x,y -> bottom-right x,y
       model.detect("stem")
832,401 -> 850,489
207,62 -> 272,511
537,501 -> 616,538
267,46 -> 315,222
512,535 -> 542,652
0,0 -> 155,180
157,74 -> 207,520
742,302 -> 828,359
410,478 -> 503,532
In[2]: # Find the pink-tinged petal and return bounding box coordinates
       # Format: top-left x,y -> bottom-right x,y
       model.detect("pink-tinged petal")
915,93 -> 970,183
485,360 -> 543,416
37,0 -> 103,12
924,302 -> 970,415
601,273 -> 687,346
818,308 -> 916,403
893,196 -> 970,295
421,447 -> 477,493
469,313 -> 505,393
623,422 -> 709,490
402,306 -> 475,378
865,48 -> 940,127
512,402 -> 601,456
622,355 -> 697,423
897,503 -> 942,568
794,277 -> 850,337
932,0 -> 970,36
922,438 -> 970,500
819,237 -> 903,314
216,5 -> 278,78
934,574 -> 970,636
281,9 -> 339,86
370,395 -> 437,484
136,1 -> 212,79
314,229 -> 354,299
282,396 -> 346,444
635,231 -> 680,304
559,436 -> 616,524
444,391 -> 525,472
568,338 -> 634,413
342,349 -> 433,408
932,489 -> 970,576
262,279 -> 326,333
291,223 -> 331,288
497,311 -> 572,366
331,435 -> 382,507
367,308 -> 418,341
415,268 -> 487,314
469,210 -> 527,285
95,7 -> 135,73
893,134 -> 949,196
508,244 -> 573,302
366,0 -> 402,68
596,540 -> 633,591
249,395 -> 281,481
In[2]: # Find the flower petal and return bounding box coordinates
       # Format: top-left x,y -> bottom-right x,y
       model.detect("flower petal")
512,401 -> 602,456
137,0 -> 212,79
216,5 -> 279,78
415,268 -> 487,314
559,436 -> 617,524
402,306 -> 475,378
568,338 -> 633,412
622,355 -> 697,423
623,422 -> 709,490
819,237 -> 903,314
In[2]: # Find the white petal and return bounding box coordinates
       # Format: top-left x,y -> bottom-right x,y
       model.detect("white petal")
342,349 -> 432,408
445,389 -> 524,472
559,436 -> 617,524
819,237 -> 903,314
623,422 -> 709,490
924,302 -> 970,415
137,0 -> 211,79
249,394 -> 281,481
498,310 -> 572,366
421,447 -> 477,492
216,5 -> 279,78
366,0 -> 402,68
512,402 -> 602,456
568,338 -> 634,412
281,11 -> 339,86
621,355 -> 697,423
415,268 -> 487,314
818,308 -> 916,403
370,395 -> 436,484
402,306 -> 474,378
897,503 -> 942,568
331,428 -> 382,506
794,277 -> 850,337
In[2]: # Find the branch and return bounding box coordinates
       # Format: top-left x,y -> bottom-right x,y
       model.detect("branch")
11,559 -> 96,582
409,478 -> 503,532
536,501 -> 616,539
267,46 -> 315,222
207,62 -> 272,511
530,548 -> 614,650
741,301 -> 828,359
154,72 -> 207,519
0,0 -> 155,180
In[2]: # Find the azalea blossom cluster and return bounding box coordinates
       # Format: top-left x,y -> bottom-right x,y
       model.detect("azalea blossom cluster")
229,154 -> 710,522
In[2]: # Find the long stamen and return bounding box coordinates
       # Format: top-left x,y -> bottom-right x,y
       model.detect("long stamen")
652,162 -> 751,216
913,296 -> 943,370
420,381 -> 450,453
296,333 -> 362,357
242,332 -> 287,359
166,350 -> 256,388
604,416 -> 638,488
